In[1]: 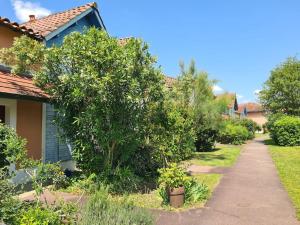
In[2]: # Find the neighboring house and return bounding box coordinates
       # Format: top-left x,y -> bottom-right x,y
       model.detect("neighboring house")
215,93 -> 239,117
0,2 -> 106,170
238,102 -> 267,126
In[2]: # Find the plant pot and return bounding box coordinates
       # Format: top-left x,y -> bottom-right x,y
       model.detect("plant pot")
168,186 -> 185,208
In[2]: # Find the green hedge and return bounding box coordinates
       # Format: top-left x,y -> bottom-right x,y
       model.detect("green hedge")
270,115 -> 300,146
218,122 -> 249,145
231,118 -> 260,140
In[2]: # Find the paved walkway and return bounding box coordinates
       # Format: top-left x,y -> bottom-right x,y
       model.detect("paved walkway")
156,138 -> 300,225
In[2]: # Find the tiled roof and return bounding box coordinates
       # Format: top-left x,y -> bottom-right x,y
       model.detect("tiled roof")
0,67 -> 48,100
215,93 -> 237,108
118,37 -> 132,46
165,76 -> 177,88
0,16 -> 43,40
238,102 -> 264,113
21,2 -> 97,37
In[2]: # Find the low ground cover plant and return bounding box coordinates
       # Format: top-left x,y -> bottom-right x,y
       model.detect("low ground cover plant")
80,186 -> 154,225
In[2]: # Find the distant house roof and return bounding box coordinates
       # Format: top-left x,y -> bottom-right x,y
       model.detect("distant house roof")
0,66 -> 48,101
164,76 -> 177,88
238,102 -> 264,113
118,37 -> 132,46
21,2 -> 105,38
0,16 -> 43,40
215,93 -> 238,110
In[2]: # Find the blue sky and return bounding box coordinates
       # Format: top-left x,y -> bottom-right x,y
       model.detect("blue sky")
1,1 -> 300,102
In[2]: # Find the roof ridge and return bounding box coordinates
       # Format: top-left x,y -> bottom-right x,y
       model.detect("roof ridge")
19,2 -> 99,37
21,2 -> 96,26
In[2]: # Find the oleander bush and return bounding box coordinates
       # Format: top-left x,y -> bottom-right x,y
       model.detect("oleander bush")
270,115 -> 300,146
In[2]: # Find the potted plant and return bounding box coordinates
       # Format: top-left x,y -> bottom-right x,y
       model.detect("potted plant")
158,163 -> 190,208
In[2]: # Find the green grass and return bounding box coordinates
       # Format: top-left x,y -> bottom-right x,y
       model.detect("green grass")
255,133 -> 269,138
186,145 -> 241,167
268,143 -> 300,220
115,174 -> 222,211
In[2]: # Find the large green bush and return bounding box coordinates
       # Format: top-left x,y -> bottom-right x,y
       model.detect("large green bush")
218,122 -> 249,145
32,29 -> 164,174
270,116 -> 300,146
80,187 -> 154,225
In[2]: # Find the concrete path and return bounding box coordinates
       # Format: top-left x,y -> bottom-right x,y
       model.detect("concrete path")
156,138 -> 300,225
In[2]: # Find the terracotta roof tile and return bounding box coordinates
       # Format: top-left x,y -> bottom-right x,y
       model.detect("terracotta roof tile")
0,67 -> 48,100
0,16 -> 43,40
164,76 -> 177,88
21,2 -> 96,37
118,37 -> 132,46
238,102 -> 264,113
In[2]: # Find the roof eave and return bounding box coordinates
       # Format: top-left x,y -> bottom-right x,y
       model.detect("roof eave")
0,92 -> 49,102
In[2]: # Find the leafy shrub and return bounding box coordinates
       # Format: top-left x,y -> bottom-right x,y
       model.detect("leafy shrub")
235,118 -> 261,139
0,123 -> 27,169
100,167 -> 143,194
66,173 -> 98,194
184,179 -> 209,203
228,118 -> 260,140
195,128 -> 218,152
129,145 -> 160,179
35,163 -> 69,190
270,115 -> 300,146
158,163 -> 190,189
151,100 -> 196,165
266,113 -> 285,141
218,122 -> 249,145
80,187 -> 154,225
0,168 -> 31,225
20,207 -> 61,225
158,165 -> 209,206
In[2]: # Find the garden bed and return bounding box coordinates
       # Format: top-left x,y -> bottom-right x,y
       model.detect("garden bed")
113,174 -> 221,211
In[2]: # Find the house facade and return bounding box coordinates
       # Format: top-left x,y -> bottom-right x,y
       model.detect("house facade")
0,3 -> 105,170
238,102 -> 267,126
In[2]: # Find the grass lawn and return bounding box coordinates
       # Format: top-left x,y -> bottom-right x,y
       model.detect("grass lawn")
185,144 -> 242,167
268,142 -> 300,219
115,174 -> 222,211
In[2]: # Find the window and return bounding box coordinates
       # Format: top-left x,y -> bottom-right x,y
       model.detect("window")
0,105 -> 5,123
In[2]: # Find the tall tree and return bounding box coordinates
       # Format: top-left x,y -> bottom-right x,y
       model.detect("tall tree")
176,60 -> 221,151
260,57 -> 300,116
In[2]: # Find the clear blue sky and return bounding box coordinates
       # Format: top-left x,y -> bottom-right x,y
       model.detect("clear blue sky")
2,1 -> 300,102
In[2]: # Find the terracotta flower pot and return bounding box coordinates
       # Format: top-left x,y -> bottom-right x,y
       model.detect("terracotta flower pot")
168,186 -> 185,208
